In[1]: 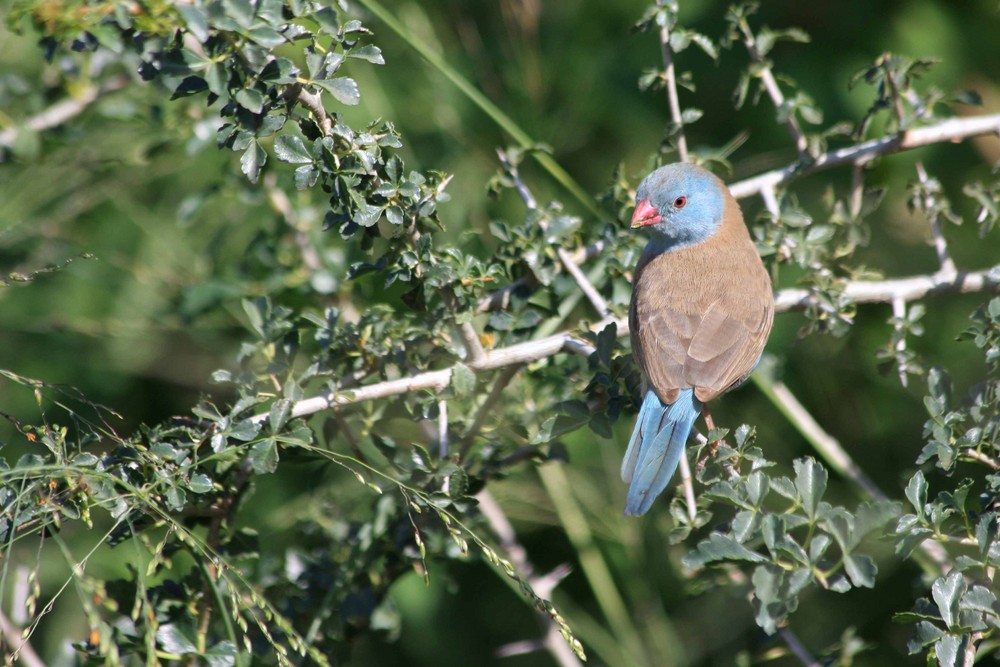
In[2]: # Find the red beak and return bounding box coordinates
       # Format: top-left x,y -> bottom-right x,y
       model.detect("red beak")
630,199 -> 661,228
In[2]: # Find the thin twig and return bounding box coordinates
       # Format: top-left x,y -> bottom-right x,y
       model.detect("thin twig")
496,149 -> 609,317
963,449 -> 1000,470
286,84 -> 333,137
760,184 -> 780,216
460,363 -> 524,458
849,160 -> 866,218
437,399 -> 449,459
677,451 -> 697,524
477,491 -> 581,667
443,287 -> 488,367
556,247 -> 610,318
729,113 -> 1000,199
0,76 -> 128,148
657,1 -> 689,162
755,375 -> 886,502
915,162 -> 958,278
0,610 -> 46,667
263,173 -> 322,273
738,19 -> 808,158
891,295 -> 909,387
779,627 -> 821,667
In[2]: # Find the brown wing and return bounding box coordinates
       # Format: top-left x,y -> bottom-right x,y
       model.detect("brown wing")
630,238 -> 774,404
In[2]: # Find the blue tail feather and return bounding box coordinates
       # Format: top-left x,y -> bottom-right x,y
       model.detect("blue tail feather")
621,388 -> 702,516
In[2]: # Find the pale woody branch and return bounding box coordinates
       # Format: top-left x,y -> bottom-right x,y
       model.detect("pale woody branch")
729,113 -> 1000,199
268,262 -> 999,421
0,76 -> 128,149
656,0 -> 689,163
260,113 -> 1000,423
775,263 -> 1000,310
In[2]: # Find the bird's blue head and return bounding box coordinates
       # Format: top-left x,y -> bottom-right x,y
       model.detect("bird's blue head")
631,163 -> 726,251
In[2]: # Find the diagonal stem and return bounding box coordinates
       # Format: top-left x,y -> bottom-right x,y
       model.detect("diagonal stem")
657,0 -> 689,162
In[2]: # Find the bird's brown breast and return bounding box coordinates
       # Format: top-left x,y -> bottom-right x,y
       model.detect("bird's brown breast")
629,205 -> 774,404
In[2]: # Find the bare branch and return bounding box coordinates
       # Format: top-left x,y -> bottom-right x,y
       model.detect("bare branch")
437,399 -> 449,459
0,77 -> 128,149
775,263 -> 1000,311
891,295 -> 909,387
738,19 -> 809,157
729,113 -> 1000,199
262,329 -> 594,422
496,149 -> 609,317
779,627 -> 821,667
478,491 -> 581,667
460,363 -> 523,457
657,1 -> 689,162
285,84 -> 333,137
915,162 -> 958,278
442,287 -> 488,367
265,257 -> 998,424
677,451 -> 697,523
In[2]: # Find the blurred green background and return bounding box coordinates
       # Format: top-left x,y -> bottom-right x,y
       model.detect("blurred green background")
2,0 -> 999,664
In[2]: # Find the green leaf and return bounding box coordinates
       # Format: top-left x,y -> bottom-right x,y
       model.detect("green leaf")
960,585 -> 999,616
206,62 -> 229,98
750,564 -> 812,635
843,554 -> 877,588
203,641 -> 237,667
315,78 -> 360,105
247,25 -> 285,48
157,624 -> 198,654
906,620 -> 945,653
177,5 -> 209,42
594,321 -> 617,368
935,634 -> 965,667
165,487 -> 187,512
235,88 -> 264,114
269,398 -> 292,432
274,134 -> 313,164
249,438 -> 279,474
240,140 -> 266,183
229,419 -> 261,442
932,572 -> 965,629
905,471 -> 928,517
683,533 -> 768,568
451,363 -> 476,397
793,457 -> 827,519
348,44 -> 385,64
187,474 -> 213,494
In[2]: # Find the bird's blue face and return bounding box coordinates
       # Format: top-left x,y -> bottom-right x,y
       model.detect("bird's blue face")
631,163 -> 725,251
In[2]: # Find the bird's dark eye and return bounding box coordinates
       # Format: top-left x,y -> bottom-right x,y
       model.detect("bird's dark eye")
673,196 -> 687,209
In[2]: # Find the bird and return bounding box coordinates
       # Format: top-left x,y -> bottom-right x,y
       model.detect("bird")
622,163 -> 774,516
